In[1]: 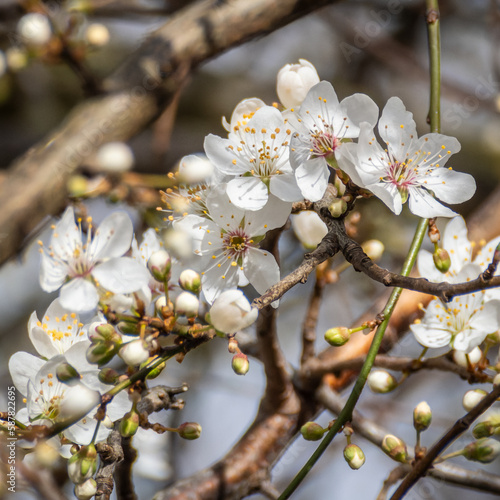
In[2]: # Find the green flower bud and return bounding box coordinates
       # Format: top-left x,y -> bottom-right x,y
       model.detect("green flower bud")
177,422 -> 202,440
179,269 -> 201,294
231,353 -> 250,375
147,249 -> 172,282
86,341 -> 120,366
120,410 -> 140,437
98,367 -> 119,385
462,389 -> 487,412
68,444 -> 97,484
300,422 -> 326,441
382,434 -> 408,463
463,438 -> 500,463
413,401 -> 432,432
473,414 -> 500,439
343,443 -> 366,470
328,198 -> 348,218
433,248 -> 451,273
367,370 -> 397,394
92,323 -> 117,341
116,320 -> 141,335
56,362 -> 80,384
324,327 -> 351,347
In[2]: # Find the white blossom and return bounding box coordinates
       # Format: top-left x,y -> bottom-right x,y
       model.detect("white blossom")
95,142 -> 134,172
39,206 -> 150,312
276,59 -> 320,109
289,81 -> 379,202
222,98 -> 266,133
291,211 -> 327,249
337,97 -> 476,218
205,105 -> 302,210
209,289 -> 258,334
17,13 -> 52,46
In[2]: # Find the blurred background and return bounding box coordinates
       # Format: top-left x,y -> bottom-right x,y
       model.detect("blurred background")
1,0 -> 500,499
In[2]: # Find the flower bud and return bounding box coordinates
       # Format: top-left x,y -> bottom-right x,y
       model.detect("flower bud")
179,269 -> 202,294
68,444 -> 97,484
343,443 -> 365,470
177,422 -> 202,440
361,240 -> 385,262
98,367 -> 119,385
178,155 -> 215,184
232,353 -> 250,375
116,320 -> 141,335
367,370 -> 397,394
494,373 -> 500,387
300,421 -> 326,441
209,289 -> 258,334
95,142 -> 134,173
89,322 -> 118,343
382,434 -> 408,463
74,478 -> 97,500
473,414 -> 500,439
17,13 -> 52,46
291,211 -> 327,250
85,23 -> 110,46
462,389 -> 487,412
433,248 -> 451,273
324,327 -> 351,347
413,401 -> 432,432
276,59 -> 320,109
56,362 -> 80,384
328,199 -> 348,218
463,438 -> 500,463
86,340 -> 120,366
175,291 -> 199,318
148,249 -> 172,282
120,409 -> 140,437
119,340 -> 150,366
453,347 -> 482,368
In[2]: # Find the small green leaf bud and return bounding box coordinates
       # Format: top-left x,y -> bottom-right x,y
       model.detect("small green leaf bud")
175,291 -> 200,318
361,239 -> 385,262
328,198 -> 348,218
68,444 -> 97,484
463,438 -> 500,463
462,389 -> 487,412
300,422 -> 326,441
120,410 -> 140,437
367,370 -> 398,394
74,478 -> 97,500
179,269 -> 202,294
324,327 -> 351,347
232,353 -> 250,375
433,248 -> 451,273
413,401 -> 432,432
472,414 -> 500,439
177,422 -> 202,440
98,367 -> 119,385
343,443 -> 366,470
56,362 -> 80,384
382,434 -> 408,463
147,249 -> 172,282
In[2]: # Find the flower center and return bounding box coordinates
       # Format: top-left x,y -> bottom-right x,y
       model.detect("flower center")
222,229 -> 251,260
383,161 -> 419,203
311,129 -> 340,158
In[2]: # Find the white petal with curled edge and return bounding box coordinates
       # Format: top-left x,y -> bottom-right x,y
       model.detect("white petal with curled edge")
340,93 -> 379,137
50,206 -> 81,259
366,182 -> 402,215
408,187 -> 457,218
89,212 -> 134,260
243,248 -> 280,295
226,176 -> 269,211
424,168 -> 476,205
410,322 -> 451,349
59,278 -> 99,312
204,134 -> 248,175
269,173 -> 303,202
92,257 -> 150,294
295,157 -> 329,202
9,352 -> 45,397
40,251 -> 68,292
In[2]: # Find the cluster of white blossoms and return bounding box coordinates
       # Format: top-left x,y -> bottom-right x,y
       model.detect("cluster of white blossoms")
411,216 -> 500,353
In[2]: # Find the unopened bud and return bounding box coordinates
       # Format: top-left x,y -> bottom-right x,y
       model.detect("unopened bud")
98,367 -> 119,385
148,249 -> 172,282
231,353 -> 249,375
119,340 -> 150,366
56,362 -> 80,384
175,291 -> 199,318
367,370 -> 398,394
117,320 -> 141,335
433,248 -> 451,273
361,240 -> 385,262
291,211 -> 327,250
328,198 -> 348,218
473,414 -> 500,439
462,389 -> 487,412
179,269 -> 201,294
85,23 -> 110,47
324,327 -> 351,347
89,322 -> 118,342
382,434 -> 408,463
74,478 -> 97,500
463,438 -> 500,463
413,401 -> 432,432
300,422 -> 326,441
68,444 -> 97,484
95,142 -> 134,173
494,373 -> 500,387
276,59 -> 320,109
210,289 -> 258,334
17,13 -> 52,46
343,443 -> 365,470
453,347 -> 482,368
86,340 -> 120,366
120,409 -> 140,437
177,422 -> 202,440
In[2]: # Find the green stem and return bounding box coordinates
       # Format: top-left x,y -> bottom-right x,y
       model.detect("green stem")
427,0 -> 441,134
278,219 -> 428,500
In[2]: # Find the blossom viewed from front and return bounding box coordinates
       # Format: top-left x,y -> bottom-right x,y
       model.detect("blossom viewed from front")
39,206 -> 150,312
174,188 -> 290,303
289,80 -> 379,201
205,105 -> 302,211
337,97 -> 476,217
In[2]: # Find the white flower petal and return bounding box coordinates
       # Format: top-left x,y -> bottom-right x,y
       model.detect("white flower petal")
243,248 -> 280,295
39,252 -> 68,292
341,93 -> 379,136
89,212 -> 134,260
269,173 -> 303,202
423,168 -> 476,205
50,207 -> 81,258
59,278 -> 99,312
204,134 -> 248,175
410,322 -> 451,349
226,176 -> 269,211
241,195 -> 292,236
92,257 -> 150,294
9,352 -> 45,396
295,157 -> 329,202
407,187 -> 458,218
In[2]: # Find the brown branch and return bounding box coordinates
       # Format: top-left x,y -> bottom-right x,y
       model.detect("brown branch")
115,436 -> 137,500
95,430 -> 124,500
390,382 -> 500,499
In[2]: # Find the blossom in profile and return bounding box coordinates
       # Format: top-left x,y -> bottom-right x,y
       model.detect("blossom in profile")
209,289 -> 258,334
276,59 -> 320,109
205,105 -> 302,211
289,81 -> 379,202
39,206 -> 150,312
337,97 -> 476,218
